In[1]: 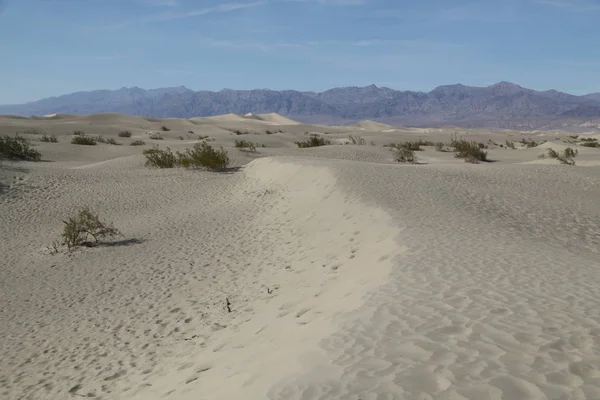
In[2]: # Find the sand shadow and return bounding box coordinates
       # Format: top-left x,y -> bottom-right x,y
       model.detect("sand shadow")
83,238 -> 146,248
216,166 -> 242,174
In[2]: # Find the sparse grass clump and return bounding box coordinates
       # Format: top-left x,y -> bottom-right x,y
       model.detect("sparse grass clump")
22,128 -> 45,135
130,140 -> 146,146
149,133 -> 163,140
540,147 -> 578,165
106,138 -> 119,145
161,126 -> 170,132
295,135 -> 331,148
580,138 -> 599,147
505,140 -> 516,149
143,146 -> 177,168
143,142 -> 230,170
0,135 -> 42,161
235,140 -> 257,151
61,207 -> 121,250
73,130 -> 85,136
348,135 -> 366,145
95,136 -> 107,144
394,147 -> 416,163
41,134 -> 59,143
434,142 -> 447,152
71,135 -> 97,145
177,142 -> 230,170
450,139 -> 488,163
118,130 -> 132,138
520,138 -> 537,148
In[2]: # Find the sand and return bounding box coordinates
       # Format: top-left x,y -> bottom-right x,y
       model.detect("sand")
1,113 -> 600,400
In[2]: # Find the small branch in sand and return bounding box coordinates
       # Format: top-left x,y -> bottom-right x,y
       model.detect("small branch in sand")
225,297 -> 232,313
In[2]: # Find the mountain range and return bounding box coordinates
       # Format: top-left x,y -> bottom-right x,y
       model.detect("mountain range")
2,82 -> 600,130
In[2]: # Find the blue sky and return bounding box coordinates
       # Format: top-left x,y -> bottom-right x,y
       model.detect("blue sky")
1,0 -> 600,104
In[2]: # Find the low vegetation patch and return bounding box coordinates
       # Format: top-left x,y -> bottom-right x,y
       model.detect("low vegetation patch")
73,130 -> 85,136
505,140 -> 516,149
41,134 -> 59,143
118,130 -> 132,138
144,142 -> 230,170
177,142 -> 230,170
235,139 -> 257,152
61,207 -> 121,250
106,138 -> 119,145
347,135 -> 367,145
539,147 -> 578,165
22,128 -> 45,135
520,138 -> 537,148
149,133 -> 163,140
71,135 -> 97,145
0,134 -> 42,161
143,146 -> 177,168
130,140 -> 146,146
394,147 -> 416,163
295,134 -> 331,148
450,139 -> 488,163
580,138 -> 599,148
434,142 -> 448,152
161,126 -> 170,132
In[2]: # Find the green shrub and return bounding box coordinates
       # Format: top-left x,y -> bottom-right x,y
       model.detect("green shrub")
394,147 -> 416,163
130,140 -> 146,146
434,142 -> 446,152
295,135 -> 331,148
233,129 -> 249,135
539,147 -> 578,165
71,135 -> 97,145
0,135 -> 42,161
106,138 -> 119,145
118,131 -> 132,138
505,140 -> 516,149
520,138 -> 537,148
143,146 -> 177,168
22,128 -> 45,135
450,139 -> 488,163
73,130 -> 85,136
348,135 -> 366,145
161,126 -> 170,132
580,138 -> 599,147
62,207 -> 120,250
41,134 -> 59,143
95,136 -> 107,143
235,140 -> 257,151
177,142 -> 230,170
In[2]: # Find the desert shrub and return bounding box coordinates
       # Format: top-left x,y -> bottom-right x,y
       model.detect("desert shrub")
265,130 -> 275,135
348,135 -> 367,145
106,138 -> 119,145
434,142 -> 446,152
61,207 -> 120,250
295,135 -> 331,148
233,129 -> 249,135
520,138 -> 537,148
130,140 -> 146,146
71,135 -> 97,145
0,135 -> 42,161
118,130 -> 132,138
73,130 -> 85,136
539,147 -> 578,165
178,136 -> 184,140
394,147 -> 416,163
397,141 -> 424,151
22,128 -> 45,135
149,133 -> 163,140
235,140 -> 257,151
198,135 -> 209,140
188,130 -> 194,134
41,134 -> 59,143
176,142 -> 230,170
143,146 -> 177,168
505,140 -> 516,149
94,136 -> 107,143
161,126 -> 170,132
450,139 -> 488,163
580,138 -> 599,148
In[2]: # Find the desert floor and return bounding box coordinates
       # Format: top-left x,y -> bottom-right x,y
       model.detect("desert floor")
1,113 -> 600,400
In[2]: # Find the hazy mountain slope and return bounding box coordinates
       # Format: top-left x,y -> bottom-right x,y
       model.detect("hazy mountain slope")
2,82 -> 600,129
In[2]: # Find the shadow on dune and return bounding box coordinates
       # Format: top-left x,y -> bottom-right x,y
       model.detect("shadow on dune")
217,166 -> 242,174
84,238 -> 146,248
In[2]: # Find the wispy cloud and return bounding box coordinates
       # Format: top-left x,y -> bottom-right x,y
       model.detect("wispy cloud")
534,0 -> 600,11
100,1 -> 265,30
138,0 -> 180,7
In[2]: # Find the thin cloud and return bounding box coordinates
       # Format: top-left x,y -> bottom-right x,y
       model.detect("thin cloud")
138,0 -> 180,6
101,1 -> 265,30
534,0 -> 600,11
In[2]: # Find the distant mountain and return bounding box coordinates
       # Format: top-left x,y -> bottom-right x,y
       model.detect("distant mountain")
2,82 -> 600,130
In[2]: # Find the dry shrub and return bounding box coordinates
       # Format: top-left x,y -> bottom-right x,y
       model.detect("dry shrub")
62,207 -> 121,250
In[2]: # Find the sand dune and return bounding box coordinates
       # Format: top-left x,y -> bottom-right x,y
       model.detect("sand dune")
1,114 -> 600,400
353,120 -> 394,131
